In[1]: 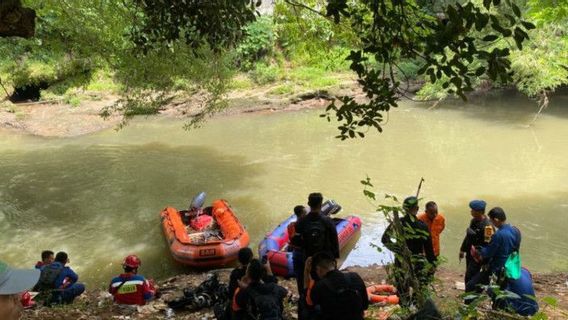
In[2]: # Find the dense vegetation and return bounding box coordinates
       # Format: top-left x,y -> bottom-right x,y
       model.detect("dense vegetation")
0,0 -> 566,133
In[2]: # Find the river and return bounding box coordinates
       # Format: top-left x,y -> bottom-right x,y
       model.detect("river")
1,90 -> 567,287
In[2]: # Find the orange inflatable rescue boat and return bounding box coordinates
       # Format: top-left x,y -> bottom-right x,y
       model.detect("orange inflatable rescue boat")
160,199 -> 250,267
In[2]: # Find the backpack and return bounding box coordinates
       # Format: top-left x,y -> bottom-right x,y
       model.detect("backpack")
246,283 -> 283,320
504,226 -> 522,280
321,273 -> 363,317
304,219 -> 327,256
33,264 -> 63,292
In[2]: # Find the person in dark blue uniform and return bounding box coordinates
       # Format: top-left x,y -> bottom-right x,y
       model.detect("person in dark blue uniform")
467,207 -> 521,297
460,200 -> 494,291
490,267 -> 539,316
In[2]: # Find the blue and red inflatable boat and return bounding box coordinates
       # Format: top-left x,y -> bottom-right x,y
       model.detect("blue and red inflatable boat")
258,202 -> 362,277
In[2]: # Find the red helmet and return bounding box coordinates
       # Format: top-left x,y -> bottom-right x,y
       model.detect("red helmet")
123,255 -> 141,268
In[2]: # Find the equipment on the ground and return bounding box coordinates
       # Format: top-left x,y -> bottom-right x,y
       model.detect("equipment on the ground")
166,273 -> 228,310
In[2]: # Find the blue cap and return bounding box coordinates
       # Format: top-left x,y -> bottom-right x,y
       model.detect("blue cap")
469,200 -> 486,211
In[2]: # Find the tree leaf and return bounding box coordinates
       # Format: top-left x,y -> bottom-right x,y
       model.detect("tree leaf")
482,34 -> 499,41
521,21 -> 536,30
512,3 -> 522,17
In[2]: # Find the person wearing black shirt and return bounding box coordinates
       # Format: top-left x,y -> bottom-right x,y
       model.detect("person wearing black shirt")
381,196 -> 436,305
309,252 -> 368,320
292,193 -> 339,320
459,200 -> 494,288
229,248 -> 254,299
232,259 -> 287,320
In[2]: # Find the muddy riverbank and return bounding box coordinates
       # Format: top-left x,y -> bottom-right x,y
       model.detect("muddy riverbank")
20,265 -> 568,320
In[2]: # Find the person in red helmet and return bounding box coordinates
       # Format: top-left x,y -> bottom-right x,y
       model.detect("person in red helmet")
108,255 -> 156,305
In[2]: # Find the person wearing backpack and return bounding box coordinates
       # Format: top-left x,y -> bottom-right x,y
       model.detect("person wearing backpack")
109,255 -> 156,305
292,193 -> 339,320
232,259 -> 287,320
34,251 -> 85,305
309,252 -> 368,320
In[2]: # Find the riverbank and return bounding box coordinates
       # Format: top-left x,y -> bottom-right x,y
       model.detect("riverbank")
21,265 -> 568,320
0,75 -> 397,137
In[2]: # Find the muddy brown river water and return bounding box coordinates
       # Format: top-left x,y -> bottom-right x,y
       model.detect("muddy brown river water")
1,91 -> 567,286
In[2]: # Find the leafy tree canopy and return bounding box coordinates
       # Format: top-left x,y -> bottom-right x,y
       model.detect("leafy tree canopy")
3,0 -> 561,138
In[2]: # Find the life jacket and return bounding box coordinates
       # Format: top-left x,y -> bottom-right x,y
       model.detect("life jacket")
109,273 -> 154,305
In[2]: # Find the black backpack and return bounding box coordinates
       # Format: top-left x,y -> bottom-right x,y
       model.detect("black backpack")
247,283 -> 284,320
321,273 -> 363,318
304,219 -> 327,256
33,264 -> 63,292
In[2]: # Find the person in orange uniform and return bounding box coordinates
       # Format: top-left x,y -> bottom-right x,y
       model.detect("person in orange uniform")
417,201 -> 445,257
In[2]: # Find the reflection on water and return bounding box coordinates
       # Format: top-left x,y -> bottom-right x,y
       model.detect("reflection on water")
1,92 -> 567,286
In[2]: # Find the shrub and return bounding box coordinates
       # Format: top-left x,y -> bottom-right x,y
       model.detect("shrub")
236,16 -> 275,70
249,63 -> 280,85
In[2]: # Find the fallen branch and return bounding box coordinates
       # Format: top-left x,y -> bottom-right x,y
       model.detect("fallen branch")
529,90 -> 550,126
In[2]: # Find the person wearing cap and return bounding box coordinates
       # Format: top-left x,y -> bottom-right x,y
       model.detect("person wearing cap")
308,252 -> 368,320
460,200 -> 494,289
0,261 -> 40,320
109,255 -> 156,305
417,201 -> 445,257
381,196 -> 436,305
465,207 -> 521,299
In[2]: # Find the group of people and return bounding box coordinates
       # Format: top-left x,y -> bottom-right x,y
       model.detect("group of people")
0,193 -> 541,320
0,250 -> 158,320
459,200 -> 538,316
379,196 -> 538,316
224,192 -> 369,320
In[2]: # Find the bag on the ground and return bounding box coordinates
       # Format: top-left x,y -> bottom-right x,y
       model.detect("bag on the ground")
504,251 -> 521,280
304,219 -> 327,255
321,273 -> 363,317
33,264 -> 63,292
247,283 -> 284,320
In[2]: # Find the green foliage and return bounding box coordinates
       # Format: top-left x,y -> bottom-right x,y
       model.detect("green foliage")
249,63 -> 280,85
324,0 -> 535,139
236,16 -> 276,70
361,177 -> 436,308
131,0 -> 259,51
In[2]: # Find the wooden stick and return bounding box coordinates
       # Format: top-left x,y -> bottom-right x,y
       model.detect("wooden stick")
415,177 -> 425,198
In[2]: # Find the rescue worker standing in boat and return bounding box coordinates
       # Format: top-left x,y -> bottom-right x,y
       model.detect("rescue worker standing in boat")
459,200 -> 494,289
